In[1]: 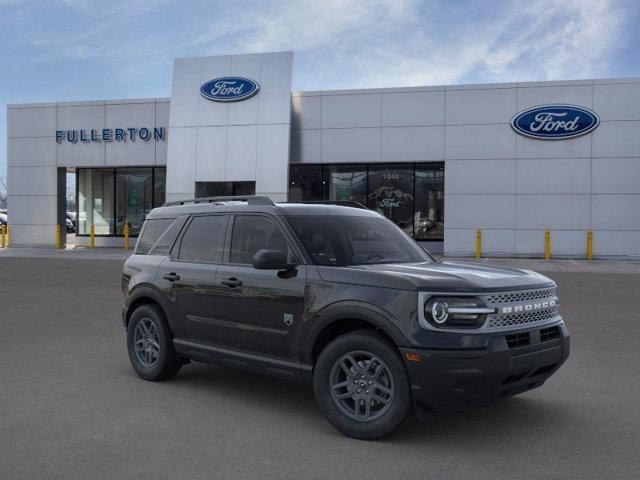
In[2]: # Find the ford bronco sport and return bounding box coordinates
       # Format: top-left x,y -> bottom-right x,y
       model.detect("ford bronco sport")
122,195 -> 570,440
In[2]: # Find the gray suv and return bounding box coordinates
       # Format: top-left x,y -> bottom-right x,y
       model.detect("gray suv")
122,196 -> 570,440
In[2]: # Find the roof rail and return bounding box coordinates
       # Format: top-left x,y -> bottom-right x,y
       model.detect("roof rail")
162,195 -> 276,207
297,200 -> 368,209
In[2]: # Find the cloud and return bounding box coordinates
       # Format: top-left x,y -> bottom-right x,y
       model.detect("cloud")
7,0 -> 635,89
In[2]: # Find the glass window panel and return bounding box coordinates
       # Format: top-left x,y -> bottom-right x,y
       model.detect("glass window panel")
233,181 -> 256,195
153,168 -> 166,208
195,181 -> 255,197
116,168 -> 153,236
367,164 -> 414,237
77,169 -> 114,235
288,215 -> 431,266
289,165 -> 323,201
414,164 -> 445,241
323,165 -> 367,205
230,215 -> 290,264
178,215 -> 227,263
136,218 -> 173,254
149,215 -> 188,256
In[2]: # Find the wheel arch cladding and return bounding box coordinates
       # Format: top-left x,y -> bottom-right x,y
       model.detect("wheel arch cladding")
125,289 -> 169,328
306,304 -> 409,365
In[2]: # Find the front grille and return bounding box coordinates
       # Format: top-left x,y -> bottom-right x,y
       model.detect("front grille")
506,332 -> 530,348
488,306 -> 559,329
485,287 -> 557,305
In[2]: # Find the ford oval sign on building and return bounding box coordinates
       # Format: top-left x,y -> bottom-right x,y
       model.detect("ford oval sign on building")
200,77 -> 260,102
511,105 -> 599,140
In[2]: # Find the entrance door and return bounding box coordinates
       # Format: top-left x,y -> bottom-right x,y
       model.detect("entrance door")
213,214 -> 307,363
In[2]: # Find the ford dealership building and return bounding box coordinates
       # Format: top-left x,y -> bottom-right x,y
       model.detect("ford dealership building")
6,51 -> 640,257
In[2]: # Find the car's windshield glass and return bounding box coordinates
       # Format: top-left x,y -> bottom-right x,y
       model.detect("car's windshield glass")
287,214 -> 432,266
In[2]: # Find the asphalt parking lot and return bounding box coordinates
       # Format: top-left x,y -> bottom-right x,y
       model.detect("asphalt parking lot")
1,256 -> 639,479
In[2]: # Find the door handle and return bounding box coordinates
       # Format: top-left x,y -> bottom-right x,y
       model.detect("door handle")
221,278 -> 243,288
163,272 -> 180,282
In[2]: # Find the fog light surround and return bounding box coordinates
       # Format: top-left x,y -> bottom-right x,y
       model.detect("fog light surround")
421,296 -> 494,329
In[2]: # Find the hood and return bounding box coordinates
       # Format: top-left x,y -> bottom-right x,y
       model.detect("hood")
317,260 -> 554,292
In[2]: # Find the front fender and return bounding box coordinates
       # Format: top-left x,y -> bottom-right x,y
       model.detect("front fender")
301,300 -> 411,366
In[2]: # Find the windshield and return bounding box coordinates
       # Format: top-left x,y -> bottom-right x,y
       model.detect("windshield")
287,214 -> 433,266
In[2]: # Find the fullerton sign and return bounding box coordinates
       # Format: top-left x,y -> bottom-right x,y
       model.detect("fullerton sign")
510,105 -> 599,140
55,127 -> 165,143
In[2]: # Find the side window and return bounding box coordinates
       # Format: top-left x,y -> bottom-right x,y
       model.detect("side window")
178,215 -> 227,263
136,218 -> 173,254
149,215 -> 188,256
229,215 -> 290,264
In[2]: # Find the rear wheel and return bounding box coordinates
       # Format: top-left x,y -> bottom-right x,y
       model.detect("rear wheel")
127,304 -> 181,381
313,330 -> 410,440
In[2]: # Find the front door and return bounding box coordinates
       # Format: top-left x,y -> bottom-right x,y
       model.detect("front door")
157,214 -> 229,345
213,214 -> 307,363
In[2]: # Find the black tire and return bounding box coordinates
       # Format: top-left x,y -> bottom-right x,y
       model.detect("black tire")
313,330 -> 411,440
127,304 -> 181,381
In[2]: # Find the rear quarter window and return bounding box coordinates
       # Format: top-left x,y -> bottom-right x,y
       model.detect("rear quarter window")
136,217 -> 177,255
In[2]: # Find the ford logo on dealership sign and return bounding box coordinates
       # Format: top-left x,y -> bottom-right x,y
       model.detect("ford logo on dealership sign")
511,105 -> 599,140
200,77 -> 260,102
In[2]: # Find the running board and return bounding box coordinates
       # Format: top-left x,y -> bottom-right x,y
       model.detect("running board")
173,338 -> 311,383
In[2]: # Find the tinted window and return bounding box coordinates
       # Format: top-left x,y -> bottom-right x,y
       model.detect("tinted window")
195,181 -> 256,197
230,216 -> 289,264
137,218 -> 173,254
178,215 -> 227,263
115,168 -> 153,236
148,215 -> 188,255
289,165 -> 323,201
323,165 -> 367,205
288,214 -> 431,266
368,164 -> 414,237
414,165 -> 444,241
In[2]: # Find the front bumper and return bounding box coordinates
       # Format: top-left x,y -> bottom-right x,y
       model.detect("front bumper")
400,321 -> 570,415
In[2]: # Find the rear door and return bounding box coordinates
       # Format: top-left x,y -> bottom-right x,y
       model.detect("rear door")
213,214 -> 307,363
157,214 -> 229,345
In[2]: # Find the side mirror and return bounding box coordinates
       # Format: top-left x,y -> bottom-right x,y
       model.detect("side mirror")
252,249 -> 297,271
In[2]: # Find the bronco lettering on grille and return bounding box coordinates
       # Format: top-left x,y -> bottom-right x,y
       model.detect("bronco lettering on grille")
500,299 -> 556,314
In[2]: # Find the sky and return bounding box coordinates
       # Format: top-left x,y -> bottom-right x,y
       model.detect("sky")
1,0 -> 639,189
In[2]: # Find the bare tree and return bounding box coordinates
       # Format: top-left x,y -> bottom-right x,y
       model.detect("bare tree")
0,176 -> 7,209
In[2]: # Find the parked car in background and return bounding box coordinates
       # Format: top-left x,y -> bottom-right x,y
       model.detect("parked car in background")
0,212 -> 6,226
66,217 -> 75,233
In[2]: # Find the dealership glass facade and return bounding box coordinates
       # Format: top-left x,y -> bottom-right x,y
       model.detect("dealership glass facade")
77,167 -> 166,236
289,163 -> 444,241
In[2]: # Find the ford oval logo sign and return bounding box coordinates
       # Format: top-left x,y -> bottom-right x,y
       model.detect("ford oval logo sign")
511,105 -> 599,140
200,77 -> 260,102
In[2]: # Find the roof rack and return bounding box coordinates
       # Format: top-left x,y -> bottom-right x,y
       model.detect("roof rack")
297,200 -> 368,209
162,195 -> 276,207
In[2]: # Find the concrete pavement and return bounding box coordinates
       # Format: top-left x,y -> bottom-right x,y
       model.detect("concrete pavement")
1,257 -> 639,479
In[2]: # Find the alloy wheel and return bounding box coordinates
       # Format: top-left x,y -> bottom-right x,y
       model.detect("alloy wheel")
329,350 -> 395,422
133,318 -> 160,368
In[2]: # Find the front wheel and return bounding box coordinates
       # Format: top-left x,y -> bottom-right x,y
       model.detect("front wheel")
127,304 -> 181,381
313,330 -> 411,440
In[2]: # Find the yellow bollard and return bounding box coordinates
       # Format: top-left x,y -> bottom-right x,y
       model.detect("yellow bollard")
123,223 -> 130,252
587,230 -> 593,261
6,224 -> 10,246
1,224 -> 5,248
544,230 -> 551,260
475,229 -> 482,259
55,224 -> 62,249
90,224 -> 95,249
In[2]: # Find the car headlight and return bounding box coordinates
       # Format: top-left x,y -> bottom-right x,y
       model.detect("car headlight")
423,297 -> 494,329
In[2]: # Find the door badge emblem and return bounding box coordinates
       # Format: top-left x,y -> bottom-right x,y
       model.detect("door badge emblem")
283,314 -> 294,327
